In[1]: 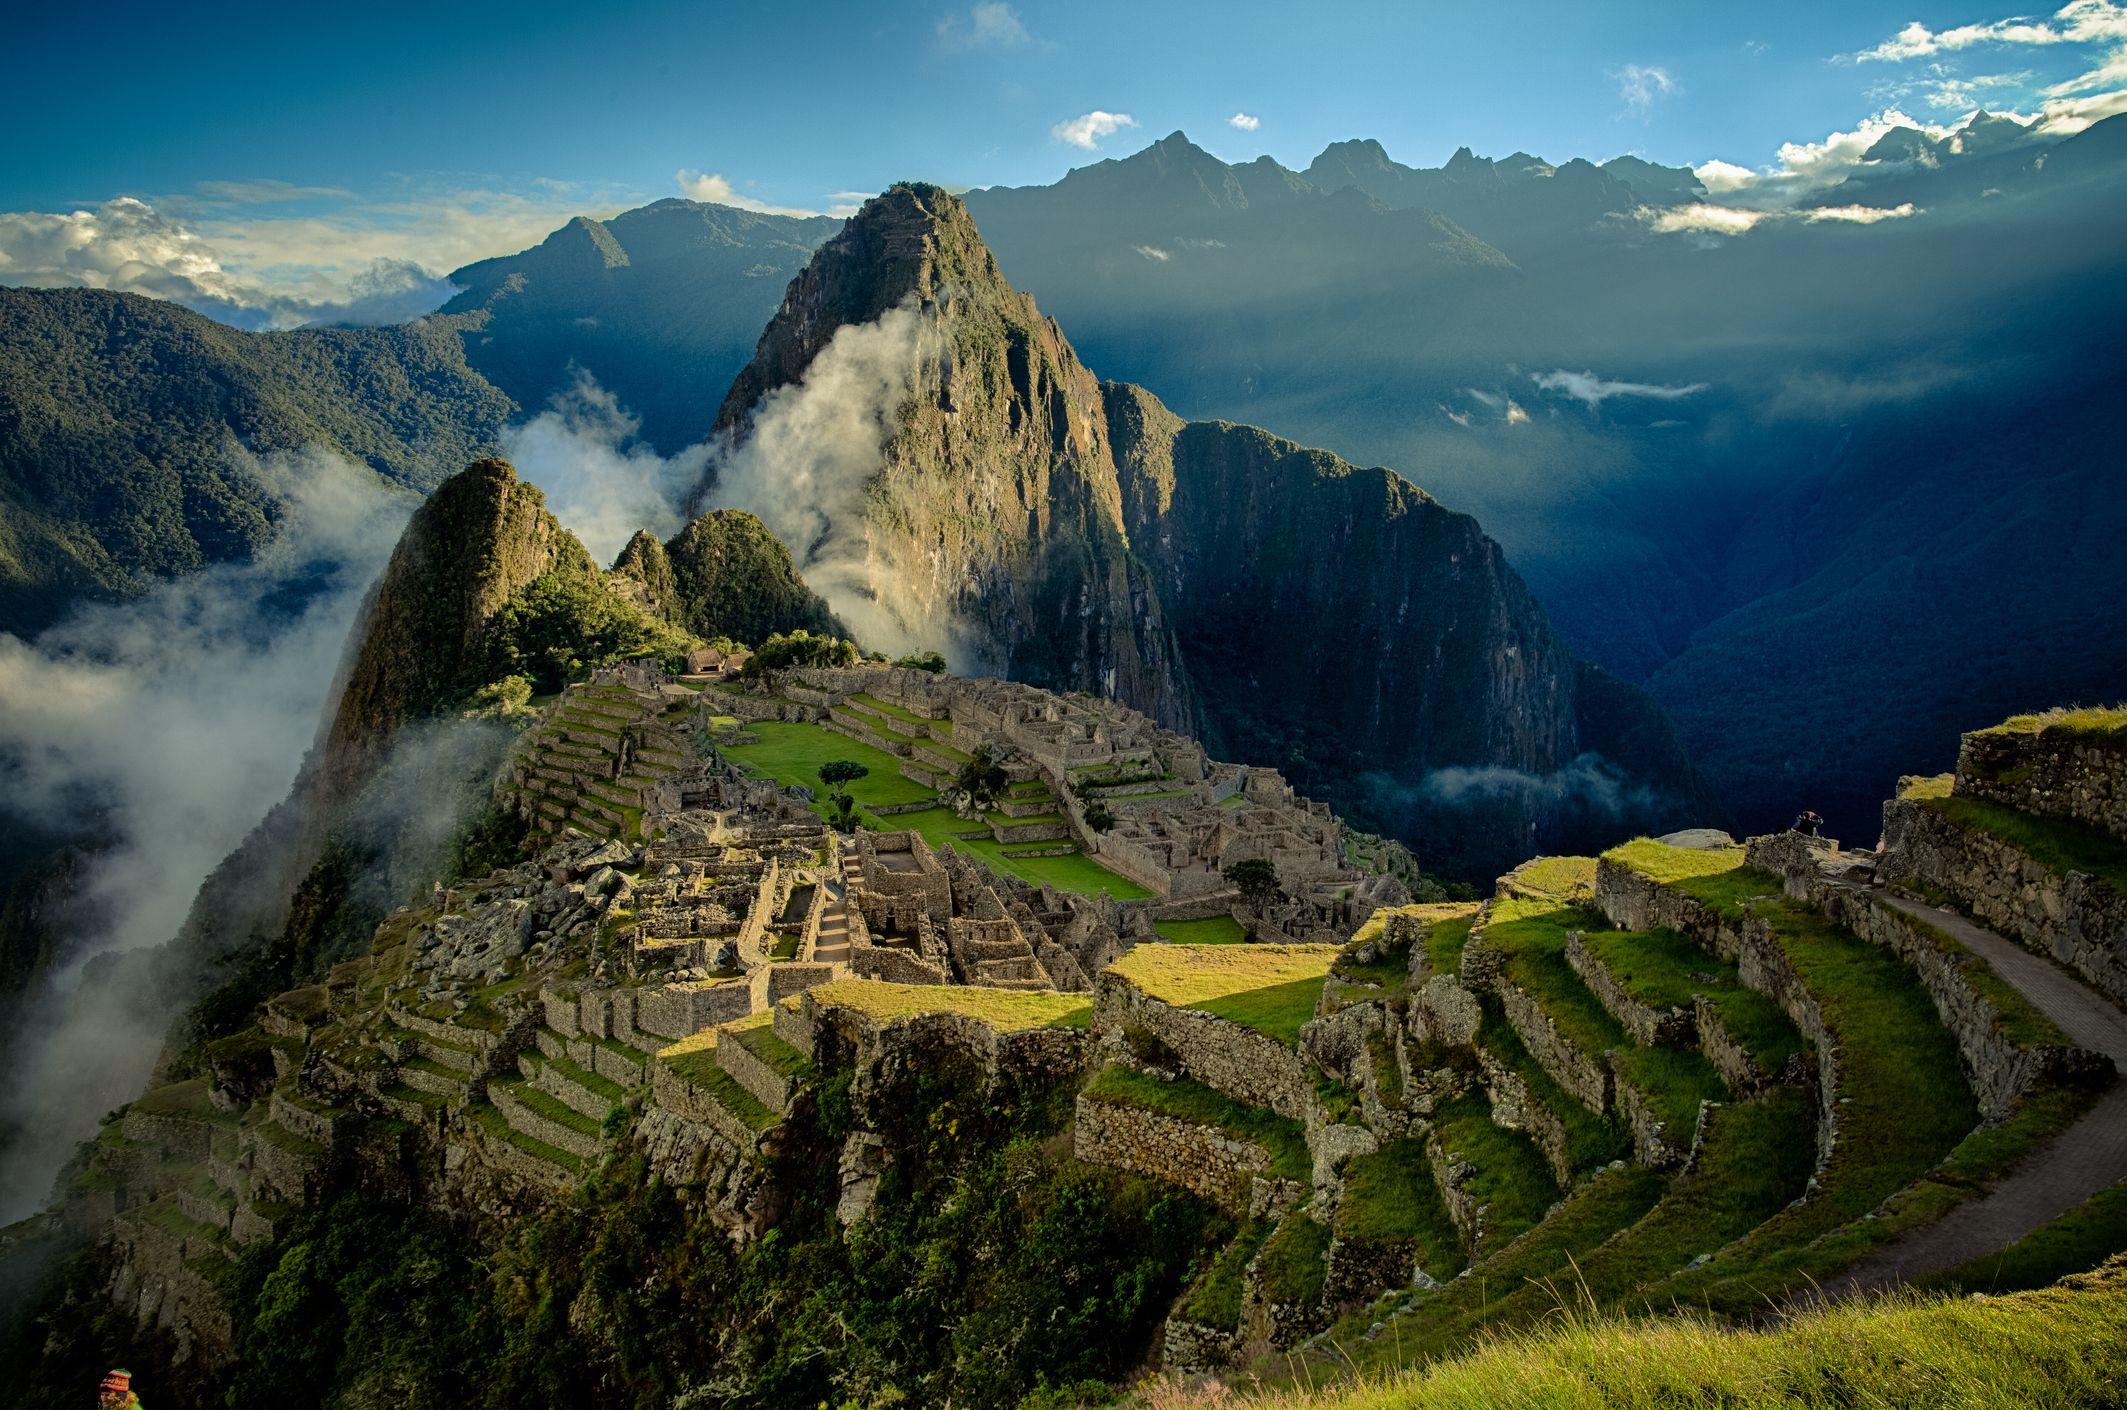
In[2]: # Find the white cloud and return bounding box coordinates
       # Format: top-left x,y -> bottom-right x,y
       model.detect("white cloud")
825,190 -> 877,218
1228,112 -> 1261,131
936,2 -> 1030,51
1052,110 -> 1138,149
1692,159 -> 1760,193
1134,244 -> 1170,261
1804,202 -> 1921,223
1614,64 -> 1679,115
0,449 -> 412,1220
1855,2 -> 2127,61
505,374 -> 711,564
1532,370 -> 1709,407
1649,203 -> 1774,234
1926,69 -> 2035,110
0,196 -> 458,330
2045,40 -> 2127,93
0,176 -> 651,331
674,169 -> 823,217
1463,388 -> 1531,424
2036,83 -> 2127,128
1645,200 -> 1917,236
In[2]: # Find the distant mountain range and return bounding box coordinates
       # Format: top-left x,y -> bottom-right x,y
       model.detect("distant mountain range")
3,115 -> 2123,844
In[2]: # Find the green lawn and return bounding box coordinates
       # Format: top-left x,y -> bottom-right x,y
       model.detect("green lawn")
1110,943 -> 1336,1047
1921,789 -> 2127,895
1476,1003 -> 1630,1173
1430,1094 -> 1561,1253
1925,1178 -> 2127,1294
1155,915 -> 1249,945
1481,896 -> 1629,1060
722,720 -> 1149,898
721,720 -> 934,808
1579,927 -> 1805,1073
803,978 -> 1091,1031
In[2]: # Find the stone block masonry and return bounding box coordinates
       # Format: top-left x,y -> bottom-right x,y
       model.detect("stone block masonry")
1074,1094 -> 1277,1213
1882,795 -> 2127,1007
1094,979 -> 1317,1121
1957,726 -> 2127,842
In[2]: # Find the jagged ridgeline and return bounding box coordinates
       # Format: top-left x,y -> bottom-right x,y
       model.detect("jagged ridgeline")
702,183 -> 1716,876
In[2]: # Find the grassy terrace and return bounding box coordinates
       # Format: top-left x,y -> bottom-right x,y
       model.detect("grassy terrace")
470,1100 -> 586,1171
724,1010 -> 813,1076
1256,1228 -> 2127,1409
720,719 -> 1151,899
1481,896 -> 1629,1061
1475,1003 -> 1629,1173
1606,841 -> 1980,1307
1972,703 -> 2127,743
1083,1065 -> 1309,1181
1257,1216 -> 1333,1305
1903,772 -> 2127,895
1335,1138 -> 1468,1281
1307,1166 -> 1668,1381
851,692 -> 938,728
1580,927 -> 1806,1073
1181,1222 -> 1269,1330
1611,1043 -> 1727,1135
1107,943 -> 1336,1047
1926,1178 -> 2127,1294
1153,915 -> 1249,945
1504,855 -> 1596,901
1430,1093 -> 1560,1252
803,978 -> 1091,1031
497,1077 -> 603,1136
653,1033 -> 777,1132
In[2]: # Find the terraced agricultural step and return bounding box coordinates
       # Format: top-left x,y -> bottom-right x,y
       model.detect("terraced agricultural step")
467,1101 -> 583,1187
397,1056 -> 470,1097
490,1079 -> 606,1161
522,1050 -> 626,1121
716,1016 -> 811,1113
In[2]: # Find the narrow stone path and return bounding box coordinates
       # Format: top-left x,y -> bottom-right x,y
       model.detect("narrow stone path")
1830,887 -> 2127,1295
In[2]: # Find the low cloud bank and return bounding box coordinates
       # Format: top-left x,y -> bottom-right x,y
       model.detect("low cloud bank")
0,451 -> 411,1221
505,374 -> 711,564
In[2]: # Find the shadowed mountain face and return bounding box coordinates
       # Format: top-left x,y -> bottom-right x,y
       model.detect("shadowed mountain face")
704,184 -> 1713,873
441,200 -> 840,452
958,120 -> 2127,839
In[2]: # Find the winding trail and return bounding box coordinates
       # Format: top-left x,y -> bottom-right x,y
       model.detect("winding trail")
1831,887 -> 2127,1294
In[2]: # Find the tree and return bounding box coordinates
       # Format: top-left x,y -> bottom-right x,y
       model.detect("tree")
1082,800 -> 1116,833
953,747 -> 1010,810
742,629 -> 860,684
895,650 -> 948,674
1223,857 -> 1283,915
818,759 -> 869,832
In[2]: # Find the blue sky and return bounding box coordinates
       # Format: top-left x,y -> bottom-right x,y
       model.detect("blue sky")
4,0 -> 2124,322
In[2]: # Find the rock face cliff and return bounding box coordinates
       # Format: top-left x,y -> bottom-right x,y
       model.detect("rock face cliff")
704,184 -> 1710,873
706,182 -> 1198,729
609,508 -> 841,645
319,458 -> 575,796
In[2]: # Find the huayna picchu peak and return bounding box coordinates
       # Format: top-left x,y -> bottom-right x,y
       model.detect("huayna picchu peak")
702,183 -> 1712,877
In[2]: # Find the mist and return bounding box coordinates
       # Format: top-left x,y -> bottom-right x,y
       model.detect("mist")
1417,752 -> 1657,817
0,450 -> 412,1222
707,301 -> 931,657
505,373 -> 711,564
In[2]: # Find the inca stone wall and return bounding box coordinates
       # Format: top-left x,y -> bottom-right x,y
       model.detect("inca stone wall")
1075,1096 -> 1266,1211
1957,729 -> 2127,841
1882,795 -> 2127,1007
1093,980 -> 1315,1120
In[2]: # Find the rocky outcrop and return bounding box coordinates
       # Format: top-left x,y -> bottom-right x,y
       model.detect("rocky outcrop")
611,509 -> 842,646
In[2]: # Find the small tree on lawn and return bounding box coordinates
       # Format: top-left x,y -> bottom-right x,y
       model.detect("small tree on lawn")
818,759 -> 869,832
1223,857 -> 1283,916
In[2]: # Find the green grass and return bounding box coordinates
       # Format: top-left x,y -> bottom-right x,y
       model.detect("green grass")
1974,704 -> 2127,743
1335,1139 -> 1468,1281
1611,1043 -> 1727,1136
1082,1065 -> 1309,1181
722,720 -> 935,808
1257,1215 -> 1332,1305
1241,1256 -> 2127,1410
652,1044 -> 777,1132
1920,790 -> 2127,896
867,805 -> 1153,900
1475,1003 -> 1631,1173
1699,984 -> 1807,1074
496,1078 -> 603,1137
1482,897 -> 1629,1061
1430,1094 -> 1561,1252
1181,1223 -> 1269,1330
1578,927 -> 1721,1012
1302,1165 -> 1669,1384
1110,943 -> 1335,1047
849,692 -> 933,727
801,978 -> 1091,1031
1155,915 -> 1249,945
1504,855 -> 1596,900
469,1100 -> 586,1172
1928,1180 -> 2127,1295
1424,915 -> 1476,978
725,1011 -> 813,1077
